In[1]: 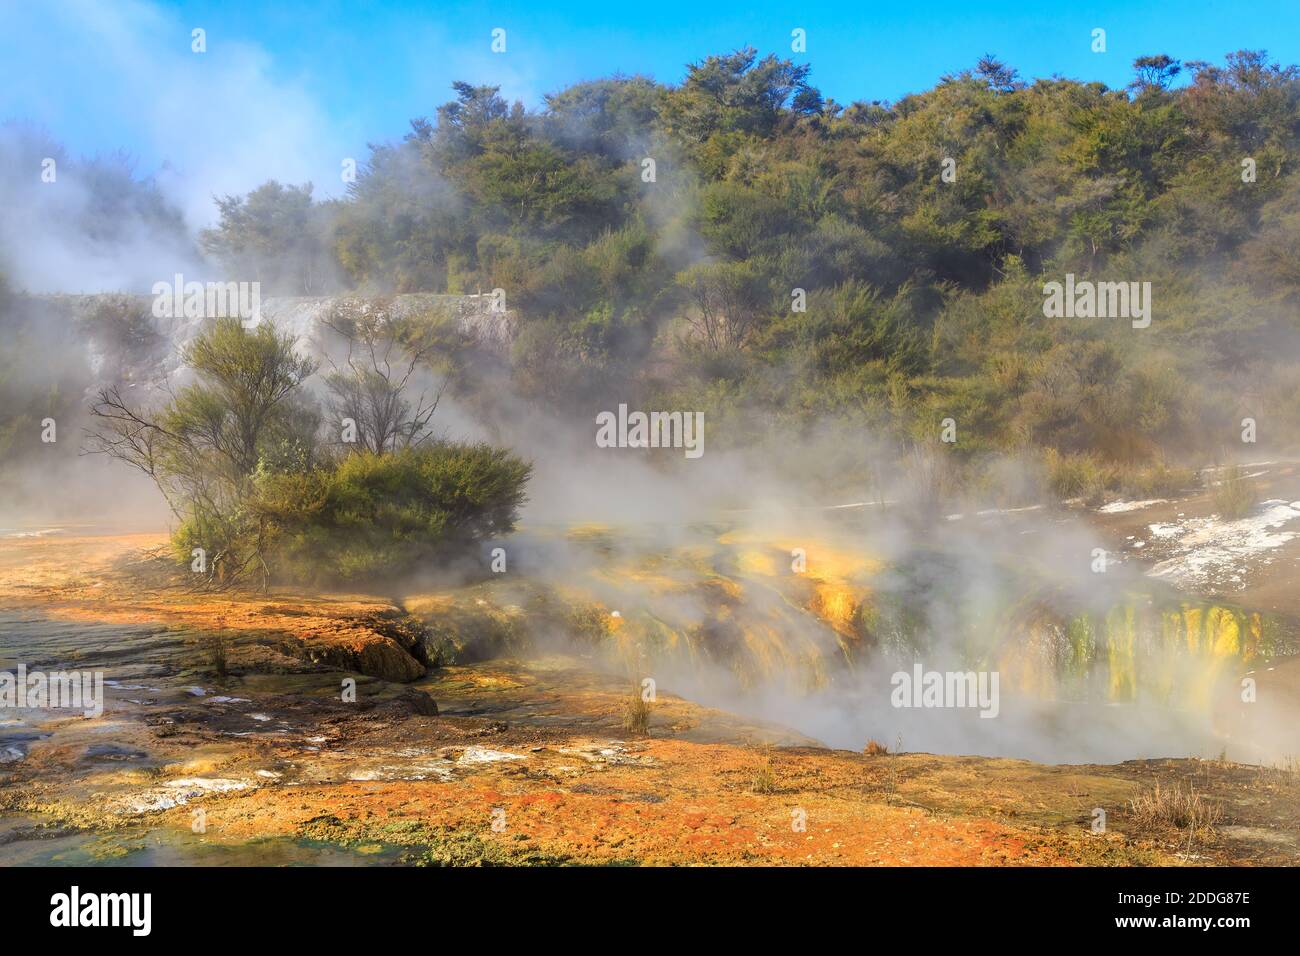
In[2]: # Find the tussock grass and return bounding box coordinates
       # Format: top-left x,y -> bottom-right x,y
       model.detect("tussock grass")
1253,756 -> 1300,789
1045,450 -> 1113,504
1209,464 -> 1255,519
1045,451 -> 1196,504
621,685 -> 651,736
1118,462 -> 1196,498
750,746 -> 777,794
1127,781 -> 1222,833
202,632 -> 229,679
1273,755 -> 1300,776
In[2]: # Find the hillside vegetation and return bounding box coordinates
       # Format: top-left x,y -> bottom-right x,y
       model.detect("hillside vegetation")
197,50 -> 1300,496
5,50 -> 1300,506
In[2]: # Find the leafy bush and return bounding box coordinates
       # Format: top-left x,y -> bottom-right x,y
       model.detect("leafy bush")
255,444 -> 532,586
92,318 -> 319,586
91,316 -> 531,589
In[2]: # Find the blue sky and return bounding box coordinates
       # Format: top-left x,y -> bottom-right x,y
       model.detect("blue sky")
3,0 -> 1298,224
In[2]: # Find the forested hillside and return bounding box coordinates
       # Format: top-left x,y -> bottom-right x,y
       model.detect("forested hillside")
9,48 -> 1300,503
196,49 -> 1300,497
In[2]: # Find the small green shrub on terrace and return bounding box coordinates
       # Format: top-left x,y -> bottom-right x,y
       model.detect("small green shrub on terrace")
254,444 -> 532,586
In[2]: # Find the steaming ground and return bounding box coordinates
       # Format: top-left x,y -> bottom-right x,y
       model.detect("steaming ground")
468,493 -> 1284,765
2,292 -> 1297,769
676,672 -> 1219,764
3,517 -> 1299,866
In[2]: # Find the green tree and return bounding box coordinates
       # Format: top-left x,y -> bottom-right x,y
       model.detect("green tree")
201,181 -> 337,294
87,318 -> 318,584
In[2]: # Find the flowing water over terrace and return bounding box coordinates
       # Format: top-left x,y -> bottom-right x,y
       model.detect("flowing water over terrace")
404,522 -> 1300,762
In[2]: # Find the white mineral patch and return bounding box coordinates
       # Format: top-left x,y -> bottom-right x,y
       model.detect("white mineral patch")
1146,500 -> 1300,590
456,746 -> 526,765
1098,498 -> 1167,514
556,742 -> 655,766
348,761 -> 454,782
119,777 -> 251,814
974,504 -> 1045,516
166,777 -> 249,792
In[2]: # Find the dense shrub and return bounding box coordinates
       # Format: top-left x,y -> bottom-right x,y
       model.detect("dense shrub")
254,444 -> 532,586
91,317 -> 531,589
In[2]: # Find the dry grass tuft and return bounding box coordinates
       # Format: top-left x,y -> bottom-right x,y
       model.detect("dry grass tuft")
751,746 -> 777,794
202,632 -> 229,679
1127,781 -> 1222,833
621,685 -> 651,736
1209,464 -> 1255,520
